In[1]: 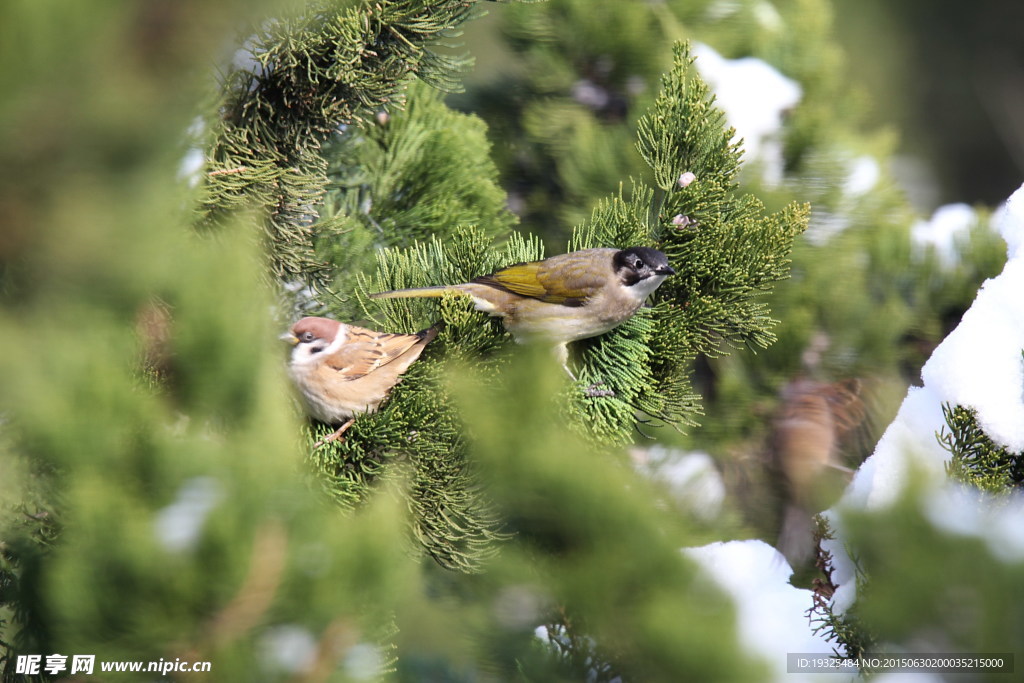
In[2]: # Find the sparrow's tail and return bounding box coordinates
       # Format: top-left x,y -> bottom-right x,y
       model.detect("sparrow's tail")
370,285 -> 463,300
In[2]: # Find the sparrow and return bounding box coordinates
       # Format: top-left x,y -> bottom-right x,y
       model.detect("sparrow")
282,316 -> 437,444
768,378 -> 864,566
370,247 -> 675,378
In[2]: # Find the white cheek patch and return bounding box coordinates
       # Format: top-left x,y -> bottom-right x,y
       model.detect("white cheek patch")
326,325 -> 347,352
291,347 -> 318,368
291,326 -> 347,366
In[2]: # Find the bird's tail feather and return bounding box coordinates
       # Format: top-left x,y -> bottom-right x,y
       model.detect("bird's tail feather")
370,285 -> 459,300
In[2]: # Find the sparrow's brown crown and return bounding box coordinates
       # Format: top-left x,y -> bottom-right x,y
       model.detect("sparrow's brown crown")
291,316 -> 341,344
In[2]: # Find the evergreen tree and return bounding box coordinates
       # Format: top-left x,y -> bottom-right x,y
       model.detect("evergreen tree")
0,1 -> 439,678
1,1 -> 804,681
314,79 -> 517,321
454,0 -> 1007,555
197,0 -> 491,286
298,39 -> 806,572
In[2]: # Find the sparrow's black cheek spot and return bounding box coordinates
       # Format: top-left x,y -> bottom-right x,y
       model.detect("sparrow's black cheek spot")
310,345 -> 327,355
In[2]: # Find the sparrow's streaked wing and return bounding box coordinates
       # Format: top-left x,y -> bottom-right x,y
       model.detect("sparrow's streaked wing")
323,326 -> 431,380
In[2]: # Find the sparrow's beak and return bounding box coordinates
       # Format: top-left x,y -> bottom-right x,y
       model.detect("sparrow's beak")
656,265 -> 676,276
280,332 -> 300,346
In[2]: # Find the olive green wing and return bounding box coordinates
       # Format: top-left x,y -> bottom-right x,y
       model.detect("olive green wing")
472,250 -> 611,305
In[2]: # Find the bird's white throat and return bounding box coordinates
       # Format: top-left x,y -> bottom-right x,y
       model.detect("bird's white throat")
628,273 -> 670,300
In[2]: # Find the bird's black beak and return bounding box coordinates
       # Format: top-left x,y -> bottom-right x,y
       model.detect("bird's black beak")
656,265 -> 676,276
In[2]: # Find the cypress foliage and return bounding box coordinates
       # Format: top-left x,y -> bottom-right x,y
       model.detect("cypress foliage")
196,0 -> 494,285
314,79 -> 517,321
940,402 -> 1024,493
286,36 -> 806,573
456,0 -> 1007,541
360,42 -> 806,443
0,2 -> 439,677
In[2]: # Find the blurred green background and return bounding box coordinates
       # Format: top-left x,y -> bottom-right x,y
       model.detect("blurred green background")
832,0 -> 1024,207
456,0 -> 1024,211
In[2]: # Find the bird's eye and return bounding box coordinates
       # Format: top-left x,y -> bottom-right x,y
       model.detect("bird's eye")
300,332 -> 316,343
632,258 -> 644,270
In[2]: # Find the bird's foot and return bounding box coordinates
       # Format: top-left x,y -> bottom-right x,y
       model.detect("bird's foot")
584,382 -> 616,398
313,418 -> 356,448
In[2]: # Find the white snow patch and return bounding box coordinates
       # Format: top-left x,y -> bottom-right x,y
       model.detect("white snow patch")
692,43 -> 801,186
177,147 -> 206,188
994,185 -> 1024,261
919,264 -> 1024,452
685,540 -> 840,681
633,447 -> 726,520
260,625 -> 319,674
825,182 -> 1024,615
910,203 -> 977,267
844,156 -> 881,197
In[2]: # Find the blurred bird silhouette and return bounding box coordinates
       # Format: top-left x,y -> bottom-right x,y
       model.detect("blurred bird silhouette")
767,378 -> 866,567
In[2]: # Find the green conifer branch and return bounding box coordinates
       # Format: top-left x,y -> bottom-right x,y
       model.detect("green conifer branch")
247,29 -> 804,563
808,518 -> 876,663
315,81 -> 516,319
940,401 -> 1024,494
350,41 -> 804,450
635,46 -> 741,192
303,227 -> 545,571
557,43 -> 806,441
196,0 -> 499,285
